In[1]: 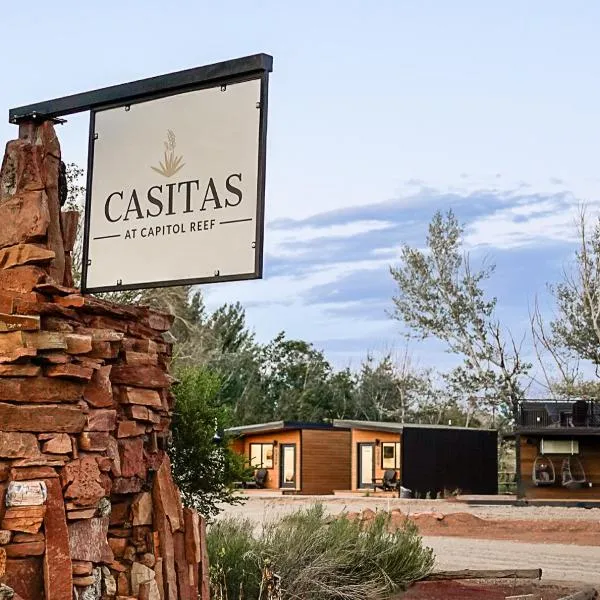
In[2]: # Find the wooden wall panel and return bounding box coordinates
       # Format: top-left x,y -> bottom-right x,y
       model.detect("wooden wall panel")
520,436 -> 600,499
350,429 -> 402,491
239,431 -> 301,490
300,429 -> 351,494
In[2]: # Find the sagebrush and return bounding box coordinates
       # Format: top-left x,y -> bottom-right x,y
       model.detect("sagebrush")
208,505 -> 434,600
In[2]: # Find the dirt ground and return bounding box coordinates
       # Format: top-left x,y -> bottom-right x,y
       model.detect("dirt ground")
219,494 -> 600,587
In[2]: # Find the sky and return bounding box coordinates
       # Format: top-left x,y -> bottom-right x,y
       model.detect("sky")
1,1 -> 600,387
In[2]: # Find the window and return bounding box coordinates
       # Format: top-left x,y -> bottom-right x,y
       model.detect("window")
381,442 -> 400,469
250,443 -> 274,469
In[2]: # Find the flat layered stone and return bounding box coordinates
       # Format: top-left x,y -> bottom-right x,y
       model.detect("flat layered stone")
41,433 -> 72,454
0,243 -> 54,269
0,265 -> 47,293
0,313 -> 40,333
65,333 -> 93,355
0,377 -> 84,403
68,517 -> 113,563
5,481 -> 47,506
46,363 -> 94,381
22,331 -> 67,350
0,191 -> 50,250
132,493 -> 153,526
83,366 -> 114,408
79,432 -> 110,452
0,403 -> 86,433
72,560 -> 93,576
3,557 -> 44,599
86,409 -> 117,432
61,456 -> 105,507
117,420 -> 146,438
111,366 -> 171,389
0,433 -> 40,459
118,387 -> 162,408
118,438 -> 146,479
4,541 -> 45,557
0,364 -> 41,377
10,466 -> 58,480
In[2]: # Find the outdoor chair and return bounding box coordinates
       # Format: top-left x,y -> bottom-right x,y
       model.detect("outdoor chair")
372,469 -> 399,491
243,468 -> 269,489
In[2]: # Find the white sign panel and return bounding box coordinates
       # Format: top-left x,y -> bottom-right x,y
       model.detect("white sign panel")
82,77 -> 266,292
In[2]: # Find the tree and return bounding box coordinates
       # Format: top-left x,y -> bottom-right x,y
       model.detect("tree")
169,366 -> 250,518
531,208 -> 600,399
389,210 -> 530,419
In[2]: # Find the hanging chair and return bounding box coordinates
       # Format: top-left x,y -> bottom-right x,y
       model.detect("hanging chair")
532,454 -> 556,486
561,456 -> 588,489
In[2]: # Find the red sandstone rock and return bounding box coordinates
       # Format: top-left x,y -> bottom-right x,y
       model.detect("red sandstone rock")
11,532 -> 43,543
4,557 -> 44,599
46,363 -> 93,381
111,365 -> 171,389
86,409 -> 117,432
132,493 -> 153,526
0,191 -> 50,250
0,377 -> 83,403
0,547 -> 5,577
0,312 -> 40,333
10,466 -> 57,480
184,509 -> 201,564
23,331 -> 67,350
127,405 -> 150,421
83,365 -> 114,408
68,517 -> 113,563
79,431 -> 110,452
41,433 -> 72,455
4,541 -> 45,557
117,420 -> 146,438
72,560 -> 93,576
0,403 -> 86,433
89,340 -> 120,359
0,265 -> 47,294
109,537 -> 128,557
112,477 -> 143,494
61,456 -> 105,507
106,437 -> 122,477
53,294 -> 85,308
0,363 -> 41,377
124,351 -> 158,366
0,432 -> 40,459
118,387 -> 162,408
67,508 -> 97,520
73,574 -> 96,587
119,438 -> 146,479
64,333 -> 93,355
43,477 -> 73,600
0,243 -> 54,269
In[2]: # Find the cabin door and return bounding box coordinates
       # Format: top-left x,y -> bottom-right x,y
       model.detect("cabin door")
280,444 -> 296,489
358,443 -> 375,488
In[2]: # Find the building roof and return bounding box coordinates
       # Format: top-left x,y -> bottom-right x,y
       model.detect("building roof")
225,420 -> 339,437
226,419 -> 496,437
332,419 -> 497,433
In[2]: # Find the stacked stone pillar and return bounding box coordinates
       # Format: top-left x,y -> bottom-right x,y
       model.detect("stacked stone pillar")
0,122 -> 208,599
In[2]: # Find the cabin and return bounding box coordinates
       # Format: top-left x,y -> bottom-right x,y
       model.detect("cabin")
515,399 -> 600,499
227,420 -> 498,496
333,420 -> 498,496
226,421 -> 352,494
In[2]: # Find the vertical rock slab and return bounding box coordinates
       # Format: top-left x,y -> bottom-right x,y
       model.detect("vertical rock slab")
43,478 -> 73,600
173,531 -> 191,600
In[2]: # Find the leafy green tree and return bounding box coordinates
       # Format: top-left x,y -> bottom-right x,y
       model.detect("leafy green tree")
390,209 -> 530,419
169,366 -> 250,517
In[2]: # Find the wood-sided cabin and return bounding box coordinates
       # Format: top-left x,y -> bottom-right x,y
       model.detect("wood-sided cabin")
334,420 -> 498,496
227,420 -> 498,496
226,421 -> 352,494
515,400 -> 600,499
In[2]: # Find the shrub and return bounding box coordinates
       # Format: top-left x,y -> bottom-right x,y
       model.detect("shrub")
208,505 -> 434,600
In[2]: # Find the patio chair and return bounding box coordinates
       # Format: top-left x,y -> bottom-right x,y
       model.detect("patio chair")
243,468 -> 269,489
372,469 -> 399,491
532,454 -> 555,487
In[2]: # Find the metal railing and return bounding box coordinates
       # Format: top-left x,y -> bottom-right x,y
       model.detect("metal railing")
518,399 -> 600,429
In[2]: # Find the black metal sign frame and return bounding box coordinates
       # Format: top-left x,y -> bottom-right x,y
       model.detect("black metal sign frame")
8,54 -> 272,294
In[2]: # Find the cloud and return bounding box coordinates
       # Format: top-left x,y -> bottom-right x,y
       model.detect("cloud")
204,183 -> 592,372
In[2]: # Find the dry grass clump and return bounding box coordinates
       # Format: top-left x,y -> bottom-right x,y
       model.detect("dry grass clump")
208,505 -> 434,600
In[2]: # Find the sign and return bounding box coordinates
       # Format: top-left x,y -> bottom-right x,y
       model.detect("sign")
8,55 -> 271,293
82,74 -> 268,293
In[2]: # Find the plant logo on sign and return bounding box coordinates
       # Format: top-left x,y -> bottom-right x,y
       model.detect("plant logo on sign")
151,130 -> 185,178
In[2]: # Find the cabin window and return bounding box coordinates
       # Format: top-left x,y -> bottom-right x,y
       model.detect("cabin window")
249,443 -> 274,469
381,442 -> 400,469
